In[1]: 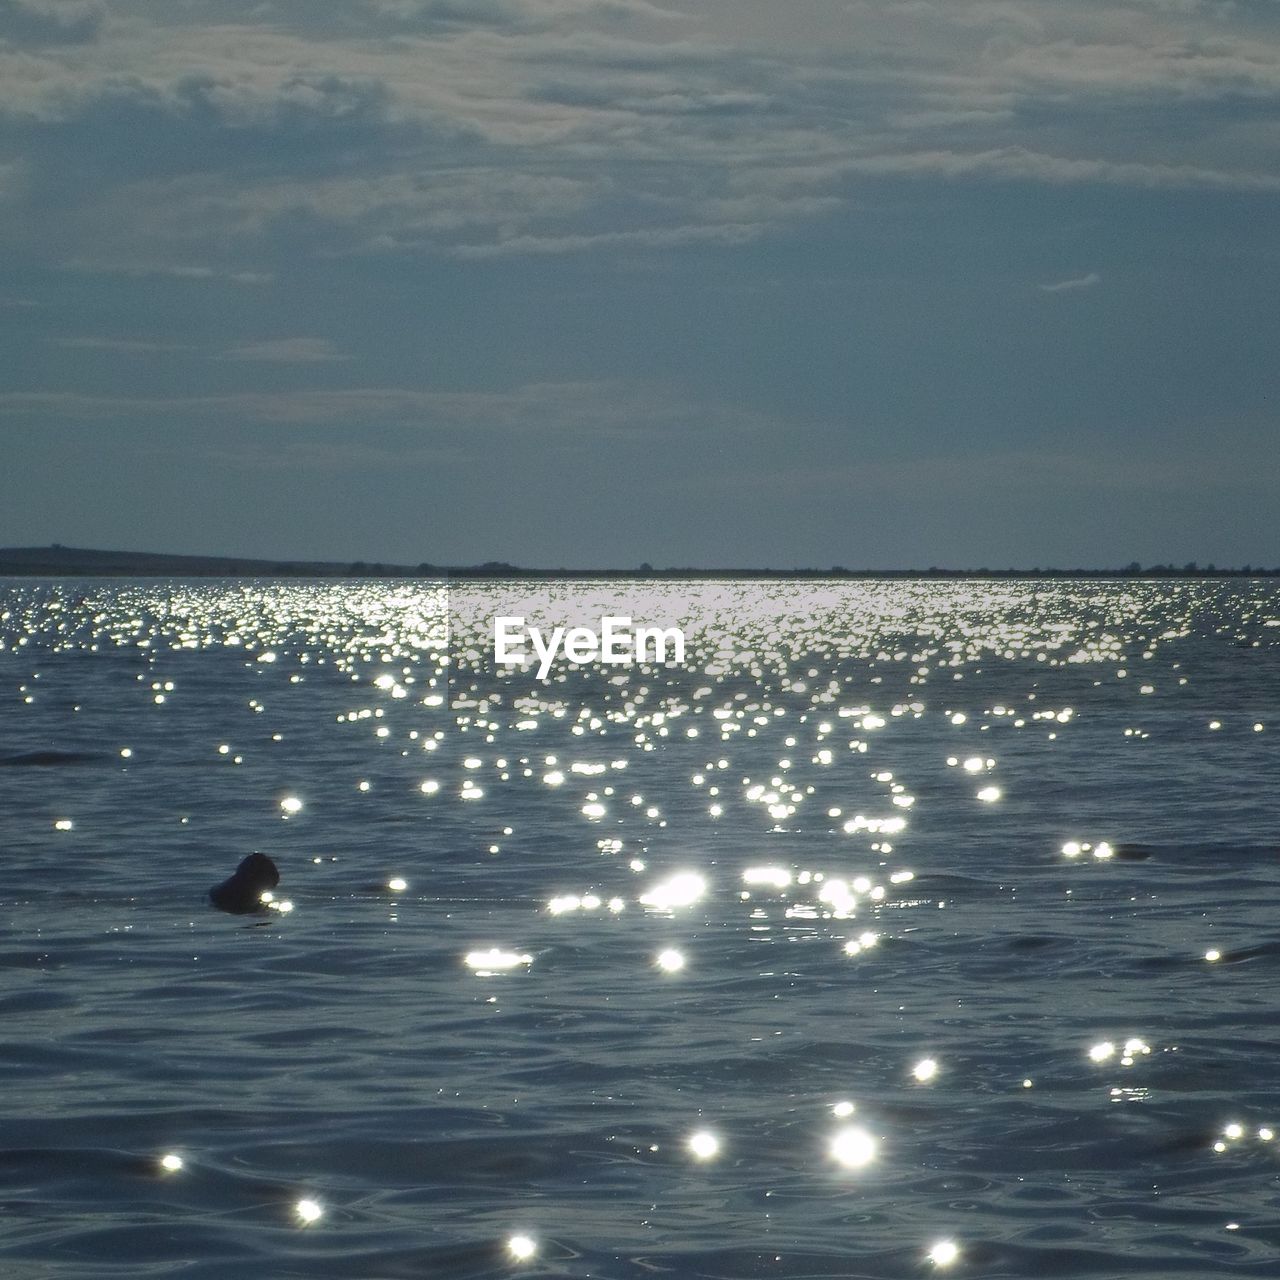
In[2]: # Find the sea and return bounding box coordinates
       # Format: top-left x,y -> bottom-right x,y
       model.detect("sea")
1,576 -> 1278,1280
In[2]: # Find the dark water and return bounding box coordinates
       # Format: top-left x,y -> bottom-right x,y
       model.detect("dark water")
1,577 -> 1278,1279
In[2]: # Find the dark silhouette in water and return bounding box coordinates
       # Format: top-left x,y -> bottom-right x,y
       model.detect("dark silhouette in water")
1112,843 -> 1155,861
209,853 -> 280,914
0,749 -> 106,767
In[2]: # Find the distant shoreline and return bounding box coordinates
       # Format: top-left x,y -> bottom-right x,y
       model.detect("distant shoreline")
0,545 -> 1276,579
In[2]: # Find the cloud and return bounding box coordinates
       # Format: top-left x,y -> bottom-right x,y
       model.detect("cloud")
1039,271 -> 1101,292
0,0 -> 101,46
447,220 -> 764,258
100,169 -> 600,256
224,337 -> 347,362
59,260 -> 273,284
0,379 -> 771,440
195,438 -> 470,472
364,0 -> 684,32
3,0 -> 1280,267
839,147 -> 1280,192
52,336 -> 199,352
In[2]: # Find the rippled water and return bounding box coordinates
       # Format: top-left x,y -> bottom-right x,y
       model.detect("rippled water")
2,577 -> 1278,1279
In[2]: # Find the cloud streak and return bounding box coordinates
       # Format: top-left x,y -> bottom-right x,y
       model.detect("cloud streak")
224,337 -> 348,362
51,335 -> 197,352
1039,271 -> 1101,292
0,380 -> 771,440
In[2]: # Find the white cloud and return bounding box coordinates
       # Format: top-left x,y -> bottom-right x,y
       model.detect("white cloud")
447,219 -> 763,257
224,337 -> 347,362
59,260 -> 272,284
1039,271 -> 1101,292
840,147 -> 1280,191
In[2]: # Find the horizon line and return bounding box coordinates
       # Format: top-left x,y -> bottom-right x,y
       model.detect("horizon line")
0,544 -> 1277,579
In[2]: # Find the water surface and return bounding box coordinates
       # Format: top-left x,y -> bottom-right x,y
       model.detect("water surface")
1,578 -> 1278,1278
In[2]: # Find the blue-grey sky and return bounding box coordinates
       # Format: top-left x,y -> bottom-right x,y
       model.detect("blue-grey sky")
1,0 -> 1277,568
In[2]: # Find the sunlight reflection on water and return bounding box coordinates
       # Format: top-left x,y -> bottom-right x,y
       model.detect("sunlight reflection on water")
0,577 -> 1278,1278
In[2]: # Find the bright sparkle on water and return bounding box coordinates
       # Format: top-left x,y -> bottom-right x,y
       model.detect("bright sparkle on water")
464,948 -> 532,975
640,872 -> 707,910
743,865 -> 791,889
928,1239 -> 960,1267
829,1127 -> 877,1169
295,1199 -> 323,1225
688,1130 -> 720,1160
507,1234 -> 537,1260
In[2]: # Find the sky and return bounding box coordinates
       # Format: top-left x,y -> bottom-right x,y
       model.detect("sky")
1,0 -> 1278,569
